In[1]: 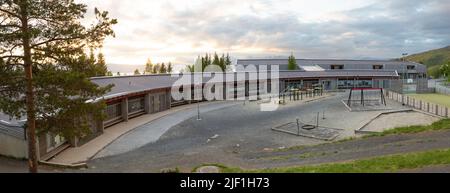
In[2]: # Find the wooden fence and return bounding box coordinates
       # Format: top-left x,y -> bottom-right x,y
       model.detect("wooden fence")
385,90 -> 450,118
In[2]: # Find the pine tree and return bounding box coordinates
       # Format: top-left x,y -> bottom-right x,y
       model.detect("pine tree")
152,63 -> 160,74
145,58 -> 153,74
0,0 -> 117,173
134,69 -> 140,75
96,52 -> 108,76
225,53 -> 232,66
219,54 -> 226,72
106,71 -> 113,76
186,64 -> 195,73
288,53 -> 298,70
167,62 -> 173,73
212,52 -> 220,67
160,62 -> 167,73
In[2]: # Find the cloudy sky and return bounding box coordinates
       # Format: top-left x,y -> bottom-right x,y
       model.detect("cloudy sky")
77,0 -> 450,71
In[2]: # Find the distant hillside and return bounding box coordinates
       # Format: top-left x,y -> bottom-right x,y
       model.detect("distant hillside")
402,46 -> 450,77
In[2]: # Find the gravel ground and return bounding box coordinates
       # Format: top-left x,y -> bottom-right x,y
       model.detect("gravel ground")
83,92 -> 425,172
362,112 -> 440,132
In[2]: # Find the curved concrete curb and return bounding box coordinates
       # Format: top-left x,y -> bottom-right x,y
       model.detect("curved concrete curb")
355,109 -> 442,134
39,161 -> 88,169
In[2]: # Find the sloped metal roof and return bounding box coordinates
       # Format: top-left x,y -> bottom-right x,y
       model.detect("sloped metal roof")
0,113 -> 25,139
91,70 -> 399,99
237,58 -> 427,72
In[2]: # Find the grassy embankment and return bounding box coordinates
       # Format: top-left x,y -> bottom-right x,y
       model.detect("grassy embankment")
197,119 -> 450,173
214,149 -> 450,173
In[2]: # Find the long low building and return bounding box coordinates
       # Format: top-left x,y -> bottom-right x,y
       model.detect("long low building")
0,58 -> 427,160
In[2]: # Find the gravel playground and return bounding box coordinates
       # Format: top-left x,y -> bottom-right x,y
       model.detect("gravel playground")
86,91 -> 432,172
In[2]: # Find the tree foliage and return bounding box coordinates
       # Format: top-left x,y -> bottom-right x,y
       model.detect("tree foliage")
152,63 -> 160,74
144,58 -> 153,74
0,0 -> 117,139
441,61 -> 450,82
167,62 -> 173,73
187,52 -> 232,72
288,53 -> 298,70
159,62 -> 166,73
134,68 -> 140,75
145,59 -> 173,74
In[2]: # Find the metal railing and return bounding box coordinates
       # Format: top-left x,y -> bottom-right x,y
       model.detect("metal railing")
433,80 -> 450,95
385,90 -> 450,118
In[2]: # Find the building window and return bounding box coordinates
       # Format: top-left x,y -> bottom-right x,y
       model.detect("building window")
407,65 -> 416,70
338,79 -> 372,89
105,103 -> 121,121
373,65 -> 383,70
46,133 -> 66,152
128,97 -> 145,114
331,65 -> 344,70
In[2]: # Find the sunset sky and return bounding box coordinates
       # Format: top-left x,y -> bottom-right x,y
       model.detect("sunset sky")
77,0 -> 450,72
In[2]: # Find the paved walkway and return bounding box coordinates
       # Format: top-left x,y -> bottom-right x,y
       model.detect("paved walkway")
94,101 -> 240,159
49,101 -> 240,164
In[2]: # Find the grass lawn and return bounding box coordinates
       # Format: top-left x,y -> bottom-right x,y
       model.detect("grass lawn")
408,93 -> 450,108
367,119 -> 450,137
214,149 -> 450,173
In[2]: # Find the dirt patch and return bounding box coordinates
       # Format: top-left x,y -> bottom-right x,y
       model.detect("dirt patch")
361,111 -> 440,132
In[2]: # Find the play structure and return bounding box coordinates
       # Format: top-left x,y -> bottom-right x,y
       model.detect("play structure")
347,88 -> 387,107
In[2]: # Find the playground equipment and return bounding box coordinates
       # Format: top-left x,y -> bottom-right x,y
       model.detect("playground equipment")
347,88 -> 386,107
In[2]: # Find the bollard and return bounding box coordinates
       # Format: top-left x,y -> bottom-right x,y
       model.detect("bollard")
296,119 -> 300,136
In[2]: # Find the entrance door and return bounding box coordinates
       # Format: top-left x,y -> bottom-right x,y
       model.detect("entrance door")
154,94 -> 160,112
323,81 -> 331,90
149,96 -> 154,113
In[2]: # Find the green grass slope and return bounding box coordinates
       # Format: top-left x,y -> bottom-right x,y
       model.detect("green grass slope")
402,46 -> 450,77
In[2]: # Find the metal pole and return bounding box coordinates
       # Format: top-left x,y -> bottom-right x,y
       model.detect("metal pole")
197,85 -> 201,121
296,118 -> 300,136
316,112 -> 320,128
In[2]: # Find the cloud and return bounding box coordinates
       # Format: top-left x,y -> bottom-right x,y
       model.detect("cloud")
77,0 -> 450,67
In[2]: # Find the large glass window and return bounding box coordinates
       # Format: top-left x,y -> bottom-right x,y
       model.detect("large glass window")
407,65 -> 416,70
105,103 -> 121,121
331,65 -> 344,70
338,79 -> 373,89
128,97 -> 145,114
46,133 -> 66,152
373,65 -> 383,70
